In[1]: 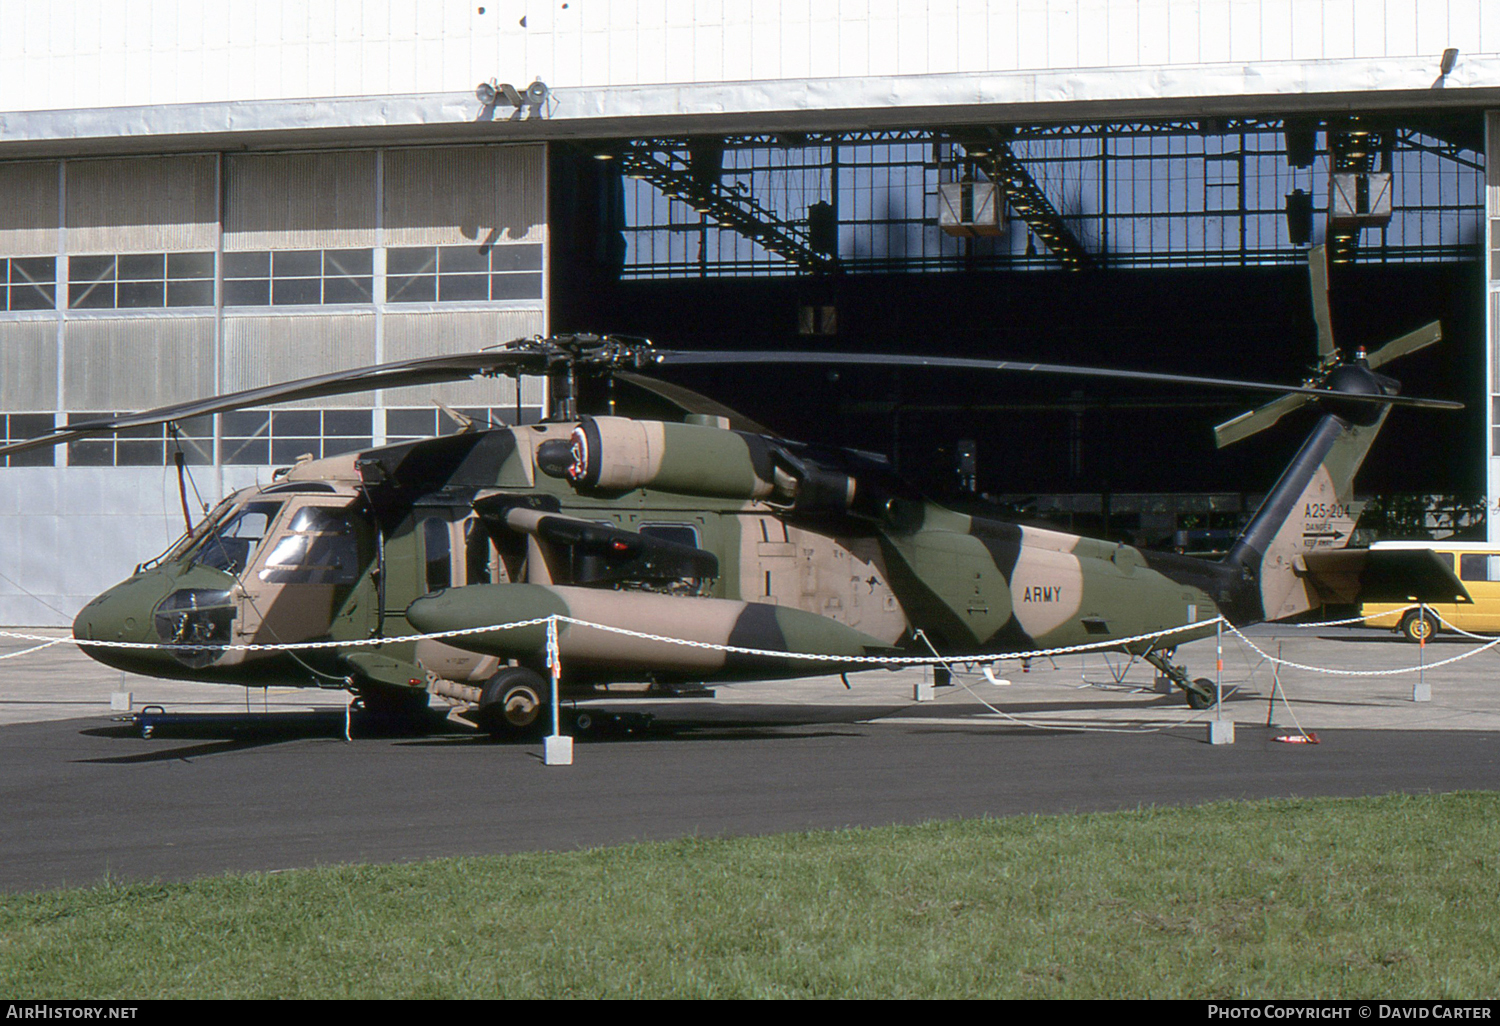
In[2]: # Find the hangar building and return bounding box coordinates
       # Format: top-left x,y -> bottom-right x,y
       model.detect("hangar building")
2,1 -> 1498,625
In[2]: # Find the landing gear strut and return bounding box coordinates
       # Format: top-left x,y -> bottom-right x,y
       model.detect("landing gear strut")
1141,650 -> 1215,709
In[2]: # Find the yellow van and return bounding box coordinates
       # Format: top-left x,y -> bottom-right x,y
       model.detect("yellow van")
1361,541 -> 1500,642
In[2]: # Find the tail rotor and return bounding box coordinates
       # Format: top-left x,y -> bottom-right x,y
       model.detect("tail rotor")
1212,244 -> 1443,448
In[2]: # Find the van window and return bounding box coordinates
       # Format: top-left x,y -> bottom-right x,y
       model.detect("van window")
1458,554 -> 1500,582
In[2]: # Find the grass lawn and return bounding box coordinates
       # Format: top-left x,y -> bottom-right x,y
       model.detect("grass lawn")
2,792 -> 1498,999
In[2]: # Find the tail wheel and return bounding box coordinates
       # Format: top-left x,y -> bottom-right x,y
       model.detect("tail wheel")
1399,611 -> 1437,644
477,667 -> 552,738
1184,677 -> 1217,710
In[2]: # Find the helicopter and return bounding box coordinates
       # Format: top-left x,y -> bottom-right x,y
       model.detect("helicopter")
0,247 -> 1471,737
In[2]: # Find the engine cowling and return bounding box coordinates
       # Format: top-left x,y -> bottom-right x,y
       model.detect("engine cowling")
575,416 -> 778,498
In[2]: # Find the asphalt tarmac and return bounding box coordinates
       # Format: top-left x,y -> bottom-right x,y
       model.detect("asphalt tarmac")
3,623 -> 1500,893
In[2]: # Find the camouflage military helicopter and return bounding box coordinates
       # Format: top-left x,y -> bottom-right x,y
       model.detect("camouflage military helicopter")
0,249 -> 1468,736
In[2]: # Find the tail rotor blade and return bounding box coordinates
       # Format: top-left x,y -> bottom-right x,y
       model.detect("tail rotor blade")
1214,393 -> 1309,449
1366,320 -> 1443,370
1308,244 -> 1336,363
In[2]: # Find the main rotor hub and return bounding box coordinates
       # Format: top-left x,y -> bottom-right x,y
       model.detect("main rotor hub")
1320,361 -> 1393,427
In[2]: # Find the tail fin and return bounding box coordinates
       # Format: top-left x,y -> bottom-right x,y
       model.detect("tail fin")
1222,407 -> 1385,621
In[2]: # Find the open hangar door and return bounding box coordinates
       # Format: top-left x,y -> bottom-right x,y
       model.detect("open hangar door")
548,112 -> 1486,547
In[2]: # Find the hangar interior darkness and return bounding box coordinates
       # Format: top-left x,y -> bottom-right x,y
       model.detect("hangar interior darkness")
550,111 -> 1488,547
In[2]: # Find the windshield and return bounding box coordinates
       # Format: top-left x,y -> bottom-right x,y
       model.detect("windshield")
187,501 -> 285,576
162,496 -> 238,564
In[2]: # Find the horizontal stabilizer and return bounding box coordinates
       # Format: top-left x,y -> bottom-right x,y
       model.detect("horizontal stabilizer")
1298,547 -> 1472,606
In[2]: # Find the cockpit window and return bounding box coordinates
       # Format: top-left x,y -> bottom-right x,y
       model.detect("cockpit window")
259,506 -> 362,585
190,501 -> 284,575
161,496 -> 237,564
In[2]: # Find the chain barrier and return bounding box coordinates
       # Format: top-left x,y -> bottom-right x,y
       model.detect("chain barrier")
4,604 -> 1490,696
0,615 -> 1227,667
1224,620 -> 1500,676
0,637 -> 69,661
1423,608 -> 1497,642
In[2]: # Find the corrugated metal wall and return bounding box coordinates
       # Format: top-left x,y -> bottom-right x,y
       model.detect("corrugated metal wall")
384,145 -> 546,247
0,320 -> 57,410
66,155 -> 218,254
383,309 -> 546,407
64,316 -> 216,410
0,160 -> 58,256
225,151 -> 378,251
223,312 -> 378,400
3,1 -> 1497,112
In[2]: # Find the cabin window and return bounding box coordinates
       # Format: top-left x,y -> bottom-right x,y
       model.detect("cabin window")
191,501 -> 284,576
258,506 -> 361,585
465,519 -> 496,585
423,518 -> 453,592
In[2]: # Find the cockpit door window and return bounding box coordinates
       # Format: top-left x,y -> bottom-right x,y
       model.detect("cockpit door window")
237,496 -> 372,646
258,506 -> 361,585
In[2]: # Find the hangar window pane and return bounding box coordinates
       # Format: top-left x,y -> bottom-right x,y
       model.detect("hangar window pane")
491,272 -> 543,299
224,248 -> 374,307
67,252 -> 215,309
223,279 -> 269,305
222,409 -> 372,465
618,125 -> 1481,276
386,408 -> 437,442
387,244 -> 543,303
1,414 -> 55,467
2,257 -> 56,311
63,413 -> 211,466
168,252 -> 214,278
168,279 -> 214,307
271,277 -> 321,306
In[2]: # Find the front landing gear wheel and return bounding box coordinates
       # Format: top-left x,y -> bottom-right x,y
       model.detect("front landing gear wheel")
1399,610 -> 1437,644
1184,678 -> 1216,710
476,667 -> 552,738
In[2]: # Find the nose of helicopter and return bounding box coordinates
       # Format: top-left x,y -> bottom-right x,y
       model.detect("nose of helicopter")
72,567 -> 236,675
72,572 -> 177,674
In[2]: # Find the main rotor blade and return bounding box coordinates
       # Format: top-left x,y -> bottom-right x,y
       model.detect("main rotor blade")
1213,393 -> 1309,449
1366,320 -> 1443,370
0,350 -> 543,458
653,350 -> 1464,411
1308,243 -> 1335,362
